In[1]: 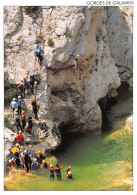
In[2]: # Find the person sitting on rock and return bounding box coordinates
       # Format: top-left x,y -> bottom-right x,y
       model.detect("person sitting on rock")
69,53 -> 82,72
27,116 -> 34,134
31,97 -> 38,119
40,120 -> 49,132
42,160 -> 48,168
17,96 -> 22,115
21,111 -> 26,130
15,131 -> 24,145
10,98 -> 18,117
34,47 -> 44,64
37,150 -> 45,165
29,73 -> 36,94
17,82 -> 24,98
31,158 -> 39,169
33,81 -> 39,99
14,113 -> 22,133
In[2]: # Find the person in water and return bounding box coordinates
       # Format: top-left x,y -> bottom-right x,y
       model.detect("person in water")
42,160 -> 48,168
49,164 -> 54,180
65,165 -> 73,179
55,163 -> 64,181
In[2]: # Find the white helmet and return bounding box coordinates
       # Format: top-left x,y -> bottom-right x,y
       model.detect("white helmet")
34,81 -> 37,84
16,143 -> 19,147
18,95 -> 21,99
9,159 -> 12,163
13,98 -> 16,101
24,150 -> 27,153
34,158 -> 37,162
15,108 -> 18,112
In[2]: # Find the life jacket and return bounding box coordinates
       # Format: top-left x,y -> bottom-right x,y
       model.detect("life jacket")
55,167 -> 60,173
49,167 -> 54,173
32,161 -> 38,169
12,147 -> 20,155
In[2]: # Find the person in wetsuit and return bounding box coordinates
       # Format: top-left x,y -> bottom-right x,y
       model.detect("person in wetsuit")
31,97 -> 38,119
55,163 -> 64,181
49,164 -> 54,180
27,116 -> 34,134
21,111 -> 26,130
23,150 -> 29,173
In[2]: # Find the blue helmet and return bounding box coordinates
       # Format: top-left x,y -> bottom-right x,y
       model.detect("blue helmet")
16,113 -> 19,116
28,150 -> 31,154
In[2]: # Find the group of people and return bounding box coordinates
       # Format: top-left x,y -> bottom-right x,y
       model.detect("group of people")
9,143 -> 73,180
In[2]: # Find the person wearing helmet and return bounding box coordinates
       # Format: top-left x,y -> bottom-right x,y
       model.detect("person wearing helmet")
33,81 -> 39,99
55,163 -> 64,181
69,53 -> 82,73
49,164 -> 54,180
21,111 -> 26,130
40,120 -> 49,132
15,131 -> 24,144
17,96 -> 22,114
19,146 -> 24,168
31,158 -> 39,169
37,150 -> 44,165
12,144 -> 20,167
14,113 -> 22,133
42,159 -> 48,168
23,150 -> 29,173
9,158 -> 17,170
29,73 -> 36,94
27,116 -> 34,134
23,77 -> 28,97
31,98 -> 38,119
34,47 -> 44,64
28,150 -> 33,170
17,82 -> 24,98
10,98 -> 18,117
65,165 -> 73,179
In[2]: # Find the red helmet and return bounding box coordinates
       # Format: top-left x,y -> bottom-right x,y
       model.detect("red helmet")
68,166 -> 71,169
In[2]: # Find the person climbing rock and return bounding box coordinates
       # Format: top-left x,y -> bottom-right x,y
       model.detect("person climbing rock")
14,113 -> 22,133
31,158 -> 39,169
27,116 -> 34,134
12,143 -> 20,167
10,98 -> 18,117
34,47 -> 44,64
31,97 -> 38,119
28,151 -> 33,170
55,163 -> 64,181
49,164 -> 54,180
29,73 -> 36,94
37,150 -> 45,165
17,96 -> 22,115
23,77 -> 27,97
15,131 -> 24,145
69,53 -> 82,72
40,121 -> 49,132
33,81 -> 39,99
42,160 -> 48,168
9,158 -> 17,170
21,111 -> 26,130
17,82 -> 24,98
65,165 -> 73,179
23,150 -> 29,173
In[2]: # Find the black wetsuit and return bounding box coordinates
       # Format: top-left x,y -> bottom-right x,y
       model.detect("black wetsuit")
15,116 -> 22,132
32,101 -> 37,119
24,153 -> 29,172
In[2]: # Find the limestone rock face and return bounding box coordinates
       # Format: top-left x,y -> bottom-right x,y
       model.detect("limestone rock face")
106,7 -> 133,83
4,6 -> 132,151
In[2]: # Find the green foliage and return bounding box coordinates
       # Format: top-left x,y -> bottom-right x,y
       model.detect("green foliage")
4,72 -> 18,106
35,37 -> 42,44
131,13 -> 133,17
47,38 -> 54,47
66,31 -> 72,37
4,115 -> 14,130
23,6 -> 39,13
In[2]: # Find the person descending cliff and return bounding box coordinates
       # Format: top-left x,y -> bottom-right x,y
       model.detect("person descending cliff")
17,82 -> 24,98
23,150 -> 29,173
55,163 -> 64,181
17,96 -> 22,115
33,81 -> 39,99
66,165 -> 73,179
21,111 -> 26,130
10,98 -> 18,117
14,113 -> 22,133
31,97 -> 38,119
34,47 -> 44,64
49,164 -> 54,180
69,53 -> 82,72
29,72 -> 36,94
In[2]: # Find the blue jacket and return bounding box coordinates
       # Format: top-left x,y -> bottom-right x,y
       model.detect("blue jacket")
18,99 -> 21,107
34,47 -> 44,54
70,53 -> 82,59
32,161 -> 38,169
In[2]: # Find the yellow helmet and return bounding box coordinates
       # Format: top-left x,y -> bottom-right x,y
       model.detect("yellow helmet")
42,120 -> 45,124
43,160 -> 46,163
20,82 -> 23,85
32,97 -> 35,101
20,146 -> 24,150
77,54 -> 80,58
22,111 -> 25,114
19,131 -> 22,134
38,150 -> 41,154
50,164 -> 53,168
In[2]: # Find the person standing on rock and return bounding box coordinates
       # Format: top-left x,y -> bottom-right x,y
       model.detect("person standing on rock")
23,150 -> 29,173
27,116 -> 34,134
40,120 -> 49,132
17,82 -> 24,98
69,53 -> 82,72
21,111 -> 26,130
33,81 -> 39,99
31,97 -> 38,119
15,131 -> 24,145
34,47 -> 44,64
19,146 -> 24,168
14,113 -> 22,133
17,96 -> 22,115
10,98 -> 18,117
29,73 -> 36,94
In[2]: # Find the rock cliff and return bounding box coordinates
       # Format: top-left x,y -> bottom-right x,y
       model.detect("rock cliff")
4,6 -> 132,151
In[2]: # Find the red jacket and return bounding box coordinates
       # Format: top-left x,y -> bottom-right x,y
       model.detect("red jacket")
15,134 -> 24,143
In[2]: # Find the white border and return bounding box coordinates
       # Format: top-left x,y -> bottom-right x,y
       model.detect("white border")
0,0 -> 136,195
